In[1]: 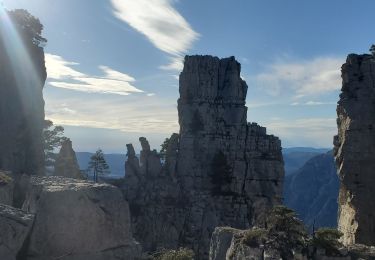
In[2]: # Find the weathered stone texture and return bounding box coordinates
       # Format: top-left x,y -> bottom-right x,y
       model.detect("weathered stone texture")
0,171 -> 14,205
0,16 -> 46,175
22,176 -> 141,260
54,139 -> 83,179
125,55 -> 284,259
0,204 -> 34,260
334,54 -> 375,246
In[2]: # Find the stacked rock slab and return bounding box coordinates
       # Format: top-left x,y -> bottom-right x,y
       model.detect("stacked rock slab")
22,176 -> 141,260
54,139 -> 83,179
334,53 -> 375,246
125,55 -> 284,259
0,11 -> 46,175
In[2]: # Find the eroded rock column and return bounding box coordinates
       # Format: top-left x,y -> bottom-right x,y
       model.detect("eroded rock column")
334,53 -> 375,245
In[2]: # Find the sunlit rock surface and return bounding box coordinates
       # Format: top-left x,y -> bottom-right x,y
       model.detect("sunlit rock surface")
0,204 -> 34,260
22,176 -> 141,260
125,55 -> 284,259
0,15 -> 46,175
334,53 -> 375,246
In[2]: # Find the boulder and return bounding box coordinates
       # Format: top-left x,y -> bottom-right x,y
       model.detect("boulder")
0,203 -> 34,260
22,176 -> 141,260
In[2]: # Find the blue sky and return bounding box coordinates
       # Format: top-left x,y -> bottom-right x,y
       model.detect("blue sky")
3,0 -> 375,152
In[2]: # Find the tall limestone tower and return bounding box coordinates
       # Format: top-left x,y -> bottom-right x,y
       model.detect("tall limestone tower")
334,53 -> 375,245
125,55 -> 284,259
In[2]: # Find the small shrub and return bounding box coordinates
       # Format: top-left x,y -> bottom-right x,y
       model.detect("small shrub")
242,228 -> 268,247
312,228 -> 343,256
153,248 -> 194,260
0,172 -> 12,186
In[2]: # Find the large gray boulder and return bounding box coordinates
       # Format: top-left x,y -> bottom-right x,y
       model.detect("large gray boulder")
22,176 -> 141,260
0,204 -> 34,260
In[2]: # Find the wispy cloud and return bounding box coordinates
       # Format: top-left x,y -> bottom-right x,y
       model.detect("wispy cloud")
253,56 -> 344,98
110,0 -> 199,71
45,91 -> 179,134
263,118 -> 337,148
45,54 -> 144,96
290,101 -> 336,106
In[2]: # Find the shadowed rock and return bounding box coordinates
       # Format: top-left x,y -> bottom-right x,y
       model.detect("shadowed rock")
54,139 -> 83,179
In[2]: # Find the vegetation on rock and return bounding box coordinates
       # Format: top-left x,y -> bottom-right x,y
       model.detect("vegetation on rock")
43,120 -> 68,167
312,228 -> 343,255
87,149 -> 110,182
152,248 -> 194,260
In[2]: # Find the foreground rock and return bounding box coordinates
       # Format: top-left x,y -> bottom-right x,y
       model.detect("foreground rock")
210,226 -> 375,260
22,176 -> 141,260
54,139 -> 83,179
0,10 -> 46,175
0,204 -> 34,260
125,55 -> 284,259
334,53 -> 375,246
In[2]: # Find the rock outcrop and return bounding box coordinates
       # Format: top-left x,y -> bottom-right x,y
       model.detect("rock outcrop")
334,53 -> 375,246
0,204 -> 34,260
0,171 -> 14,205
284,151 -> 339,230
54,139 -> 83,179
0,10 -> 47,175
125,55 -> 284,259
22,176 -> 141,260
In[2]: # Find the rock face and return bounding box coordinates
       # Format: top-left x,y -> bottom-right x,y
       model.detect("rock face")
125,56 -> 284,259
334,53 -> 375,246
0,11 -> 46,175
0,171 -> 14,205
284,152 -> 339,230
54,139 -> 83,179
0,204 -> 34,260
22,176 -> 141,260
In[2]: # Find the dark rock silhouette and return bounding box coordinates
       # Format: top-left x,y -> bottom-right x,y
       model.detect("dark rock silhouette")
54,139 -> 83,179
125,55 -> 284,259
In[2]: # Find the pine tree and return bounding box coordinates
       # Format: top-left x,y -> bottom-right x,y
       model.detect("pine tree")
87,149 -> 110,182
370,44 -> 375,56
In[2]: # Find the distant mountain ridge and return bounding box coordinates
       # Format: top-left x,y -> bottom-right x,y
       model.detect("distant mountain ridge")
282,147 -> 331,175
284,151 -> 339,230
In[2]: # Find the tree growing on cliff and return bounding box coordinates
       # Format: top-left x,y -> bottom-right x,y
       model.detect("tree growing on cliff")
87,149 -> 110,182
7,9 -> 47,47
43,120 -> 68,167
370,44 -> 375,56
159,137 -> 170,162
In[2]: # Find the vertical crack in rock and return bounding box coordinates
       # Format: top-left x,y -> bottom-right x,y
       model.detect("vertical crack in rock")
334,53 -> 375,246
124,55 -> 284,259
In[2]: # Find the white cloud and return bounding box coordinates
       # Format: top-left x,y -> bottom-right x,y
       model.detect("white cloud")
110,0 -> 199,71
45,53 -> 144,96
254,57 -> 344,98
290,101 -> 337,106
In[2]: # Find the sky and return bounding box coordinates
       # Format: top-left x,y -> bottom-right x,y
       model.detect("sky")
2,0 -> 375,153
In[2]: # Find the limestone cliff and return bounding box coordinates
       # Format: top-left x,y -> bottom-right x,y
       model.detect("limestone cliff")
0,10 -> 47,175
125,55 -> 284,259
54,139 -> 83,179
334,53 -> 375,246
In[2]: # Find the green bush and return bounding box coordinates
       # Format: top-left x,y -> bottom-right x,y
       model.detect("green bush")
153,248 -> 194,260
312,228 -> 343,255
242,228 -> 268,247
0,172 -> 12,185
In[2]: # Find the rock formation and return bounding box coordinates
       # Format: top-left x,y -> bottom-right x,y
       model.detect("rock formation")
334,53 -> 375,246
0,10 -> 47,175
54,139 -> 83,179
0,204 -> 34,260
125,55 -> 284,258
0,171 -> 14,205
210,226 -> 375,260
284,151 -> 339,230
21,176 -> 141,260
